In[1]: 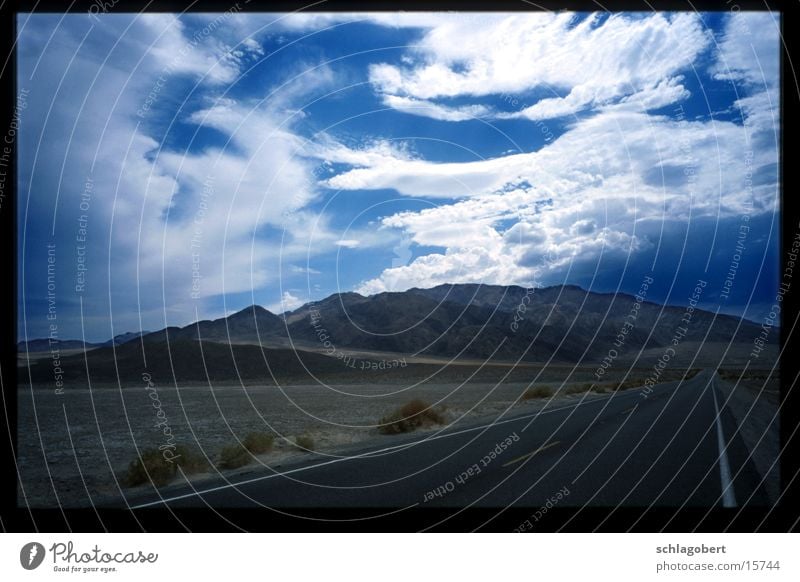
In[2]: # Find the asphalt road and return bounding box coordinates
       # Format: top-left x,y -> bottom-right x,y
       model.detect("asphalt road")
128,370 -> 770,509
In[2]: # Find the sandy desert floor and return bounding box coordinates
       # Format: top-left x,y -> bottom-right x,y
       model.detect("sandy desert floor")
17,371 -> 639,507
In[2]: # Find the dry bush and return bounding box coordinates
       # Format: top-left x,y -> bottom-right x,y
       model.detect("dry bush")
613,379 -> 644,391
123,445 -> 209,487
218,444 -> 252,470
218,432 -> 274,470
378,399 -> 446,435
522,385 -> 554,400
294,435 -> 315,452
718,369 -> 738,380
565,383 -> 594,395
718,368 -> 772,381
174,445 -> 211,474
243,432 -> 274,454
123,449 -> 174,487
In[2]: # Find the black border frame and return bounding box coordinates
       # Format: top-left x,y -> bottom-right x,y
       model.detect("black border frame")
0,0 -> 797,532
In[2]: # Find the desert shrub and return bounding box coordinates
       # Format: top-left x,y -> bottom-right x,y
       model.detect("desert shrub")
218,444 -> 252,470
243,432 -> 274,454
294,435 -> 315,452
218,432 -> 275,470
173,445 -> 211,474
565,383 -> 593,395
122,445 -> 209,487
378,399 -> 446,435
522,385 -> 554,400
123,449 -> 174,487
718,368 -> 773,382
590,383 -> 610,394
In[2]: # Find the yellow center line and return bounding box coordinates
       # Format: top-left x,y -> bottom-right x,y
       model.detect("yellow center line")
502,440 -> 561,468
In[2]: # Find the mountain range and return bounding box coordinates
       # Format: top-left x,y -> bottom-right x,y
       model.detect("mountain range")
17,331 -> 150,353
128,283 -> 766,359
19,284 -> 772,384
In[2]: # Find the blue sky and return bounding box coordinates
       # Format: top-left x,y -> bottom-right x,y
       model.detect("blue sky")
17,11 -> 780,342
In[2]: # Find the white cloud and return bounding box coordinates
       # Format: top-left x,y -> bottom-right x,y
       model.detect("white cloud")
325,154 -> 520,198
328,108 -> 775,211
137,13 -> 263,84
381,95 -> 494,121
355,183 -> 651,295
344,104 -> 777,294
289,265 -> 321,275
710,12 -> 780,87
302,135 -> 413,167
268,291 -> 305,313
369,12 -> 710,121
710,13 -> 780,143
274,12 -> 461,32
357,245 -> 509,296
610,76 -> 692,112
18,12 -> 781,338
241,37 -> 265,56
16,14 -> 355,337
733,87 -> 779,134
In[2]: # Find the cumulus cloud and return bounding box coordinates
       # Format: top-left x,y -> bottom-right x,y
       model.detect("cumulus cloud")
268,291 -> 305,313
342,103 -> 778,294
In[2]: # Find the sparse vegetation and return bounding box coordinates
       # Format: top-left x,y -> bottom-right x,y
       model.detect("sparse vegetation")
583,369 -> 702,394
718,368 -> 773,381
575,378 -> 646,393
294,435 -> 315,452
123,449 -> 173,487
218,444 -> 252,470
612,378 -> 645,391
217,432 -> 274,471
174,445 -> 212,474
378,399 -> 446,434
122,445 -> 210,487
243,432 -> 274,454
523,376 -> 654,400
564,383 -> 594,395
531,373 -> 695,399
522,385 -> 554,399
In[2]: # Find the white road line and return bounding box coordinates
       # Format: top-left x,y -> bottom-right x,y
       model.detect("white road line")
130,387 -> 652,509
710,377 -> 737,508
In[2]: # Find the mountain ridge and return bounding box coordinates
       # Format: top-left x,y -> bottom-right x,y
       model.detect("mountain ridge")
19,283 -> 774,361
